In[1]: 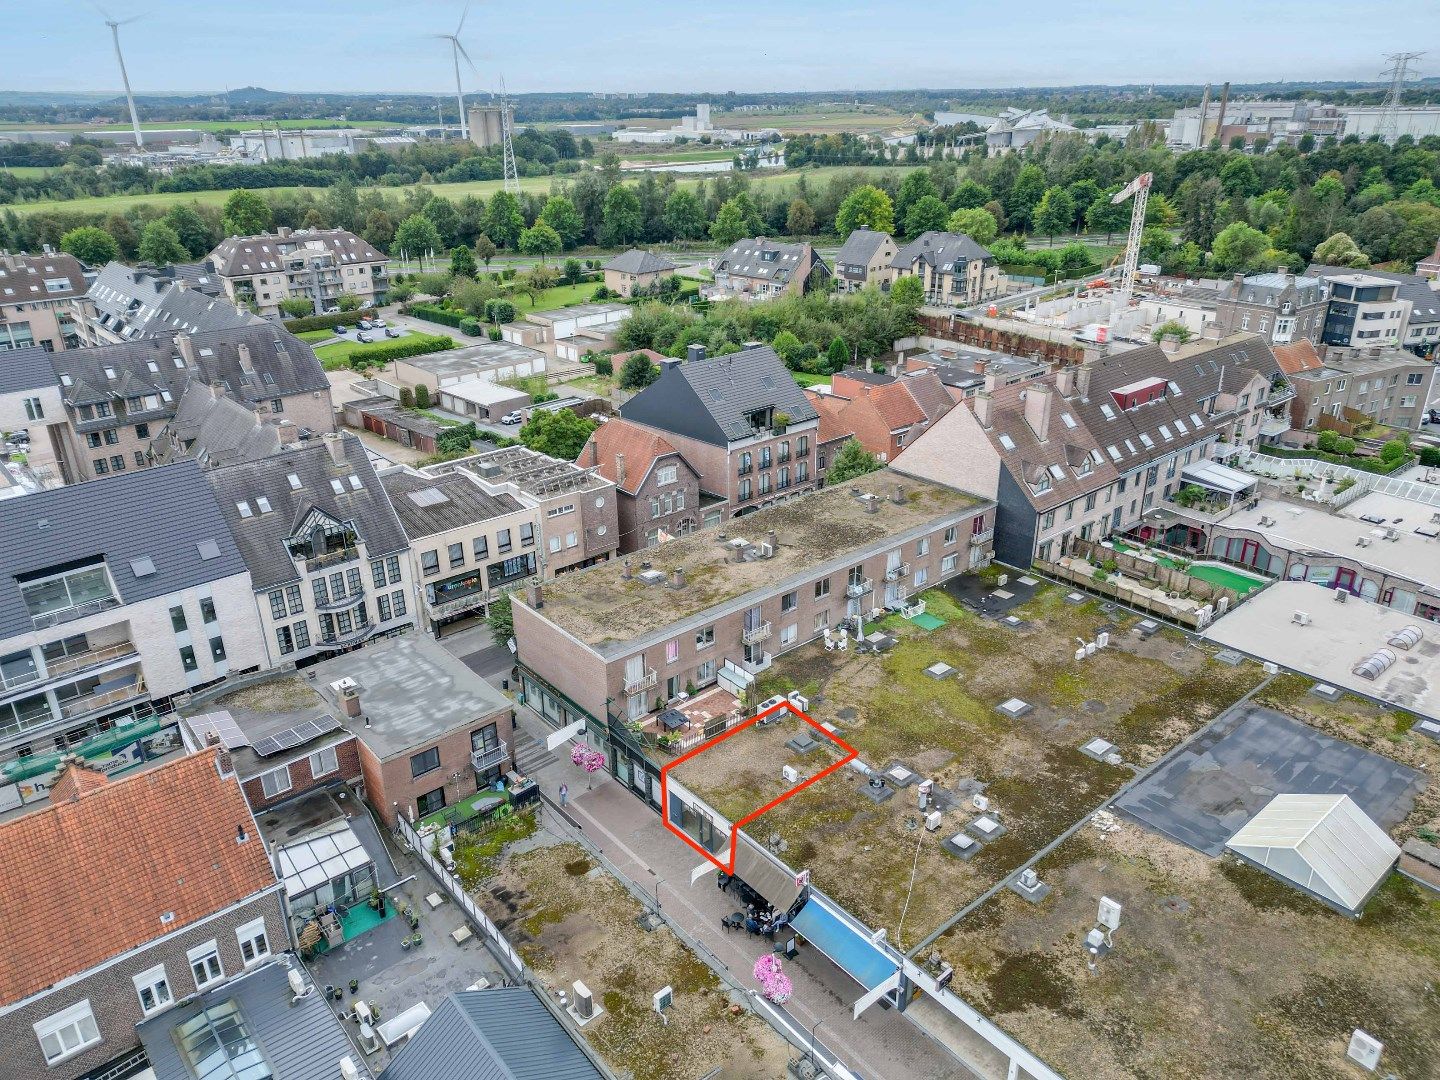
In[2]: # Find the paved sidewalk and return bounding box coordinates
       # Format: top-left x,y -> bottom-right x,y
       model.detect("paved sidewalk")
515,708 -> 979,1080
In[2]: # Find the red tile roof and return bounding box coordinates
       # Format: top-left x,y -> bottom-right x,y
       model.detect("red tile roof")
898,369 -> 956,424
580,417 -> 682,494
806,390 -> 855,446
0,749 -> 277,1007
868,382 -> 927,431
1272,339 -> 1324,376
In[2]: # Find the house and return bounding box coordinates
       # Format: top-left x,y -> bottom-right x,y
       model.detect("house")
207,432 -> 416,668
379,987 -> 608,1080
80,260 -> 261,346
1309,263 -> 1440,356
343,396 -> 446,456
0,345 -> 74,485
833,227 -> 897,293
0,459 -> 268,811
422,446 -> 618,577
50,325 -> 334,483
380,466 -> 540,634
1271,339 -> 1325,378
206,227 -> 389,318
0,749 -> 285,1080
372,340 -> 547,403
805,368 -> 955,463
602,249 -> 678,298
1417,236 -> 1440,278
619,344 -> 820,517
890,231 -> 1002,308
307,633 -> 517,825
148,381 -> 294,469
578,416 -> 720,552
893,334 -> 1281,567
0,252 -> 89,352
1207,269 -> 1329,345
710,238 -> 831,300
512,468 -> 993,800
1283,345 -> 1437,434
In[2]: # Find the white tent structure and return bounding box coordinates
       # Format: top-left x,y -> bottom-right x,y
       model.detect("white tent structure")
1225,793 -> 1400,915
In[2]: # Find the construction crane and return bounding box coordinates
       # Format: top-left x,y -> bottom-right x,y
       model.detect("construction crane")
1110,172 -> 1152,306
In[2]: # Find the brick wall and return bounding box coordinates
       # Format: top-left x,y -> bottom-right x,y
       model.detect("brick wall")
239,736 -> 362,813
513,599 -> 609,722
364,706 -> 514,825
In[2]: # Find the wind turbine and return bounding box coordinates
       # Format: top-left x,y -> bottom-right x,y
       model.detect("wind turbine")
432,5 -> 476,142
96,6 -> 145,148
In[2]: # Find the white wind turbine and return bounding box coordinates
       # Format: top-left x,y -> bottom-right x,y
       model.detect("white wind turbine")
96,5 -> 145,148
432,5 -> 477,141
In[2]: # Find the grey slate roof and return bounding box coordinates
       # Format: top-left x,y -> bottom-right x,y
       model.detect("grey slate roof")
209,228 -> 386,277
154,382 -> 283,468
835,227 -> 892,278
88,260 -> 261,340
0,345 -> 60,395
714,238 -> 827,284
0,252 -> 87,306
379,988 -> 604,1080
1225,271 -> 1326,308
619,345 -> 819,446
138,960 -> 372,1080
207,433 -> 409,591
1309,263 -> 1440,327
891,231 -> 992,273
380,467 -> 525,541
0,458 -> 247,639
602,249 -> 677,275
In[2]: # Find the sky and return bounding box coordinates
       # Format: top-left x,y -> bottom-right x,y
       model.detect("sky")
8,0 -> 1440,96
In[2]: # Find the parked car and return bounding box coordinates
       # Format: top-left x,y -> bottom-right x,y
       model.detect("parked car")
385,327 -> 401,338
372,318 -> 387,327
358,319 -> 374,330
334,324 -> 349,334
356,332 -> 373,344
9,431 -> 29,447
499,411 -> 524,425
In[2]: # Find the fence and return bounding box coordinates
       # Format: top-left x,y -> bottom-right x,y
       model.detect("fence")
1037,558 -> 1209,629
1234,448 -> 1440,507
393,813 -> 526,979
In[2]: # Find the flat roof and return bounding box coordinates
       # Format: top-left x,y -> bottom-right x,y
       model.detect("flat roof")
441,378 -> 531,407
527,302 -> 628,322
525,468 -> 985,652
399,340 -> 546,376
1203,582 -> 1439,719
307,634 -> 511,759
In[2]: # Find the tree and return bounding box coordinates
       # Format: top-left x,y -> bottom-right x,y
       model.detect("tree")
362,209 -> 395,250
786,198 -> 816,236
482,190 -> 525,249
826,335 -> 849,372
337,294 -> 363,311
826,438 -> 882,484
1219,156 -> 1260,197
414,384 -> 431,410
1311,174 -> 1347,235
1032,187 -> 1076,245
518,222 -> 563,263
710,194 -> 763,246
163,205 -> 214,258
518,408 -> 598,460
1178,175 -> 1223,248
890,275 -> 924,310
449,245 -> 477,278
946,207 -> 998,246
1151,319 -> 1194,343
600,186 -> 644,247
301,208 -> 325,230
59,225 -> 118,265
835,185 -> 894,236
485,594 -> 514,641
950,178 -> 992,211
1312,232 -> 1371,268
771,330 -> 804,368
279,297 -> 314,318
221,189 -> 271,236
895,170 -> 938,227
136,220 -> 188,265
1084,193 -> 1129,243
393,214 -> 442,262
485,298 -> 517,325
618,351 -> 660,390
538,196 -> 584,249
104,214 -> 139,260
515,265 -> 559,306
561,257 -> 584,285
663,188 -> 707,241
904,195 -> 950,238
473,234 -> 497,270
1210,222 -> 1270,272
1005,164 -> 1046,231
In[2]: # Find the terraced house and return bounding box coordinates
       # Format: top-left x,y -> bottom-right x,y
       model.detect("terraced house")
0,251 -> 89,352
206,227 -> 389,318
79,260 -> 262,346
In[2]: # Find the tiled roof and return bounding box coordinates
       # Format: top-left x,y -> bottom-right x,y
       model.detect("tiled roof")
579,417 -> 683,494
153,383 -> 284,468
0,252 -> 87,306
380,468 -> 524,539
807,391 -> 856,446
892,231 -> 992,273
87,261 -> 261,340
602,249 -> 677,275
714,238 -> 824,284
0,345 -> 60,395
899,368 -> 956,423
1272,339 -> 1324,376
208,228 -> 385,277
0,749 -> 278,1007
834,228 -> 893,278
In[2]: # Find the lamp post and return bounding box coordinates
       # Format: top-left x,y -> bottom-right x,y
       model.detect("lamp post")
654,878 -> 666,914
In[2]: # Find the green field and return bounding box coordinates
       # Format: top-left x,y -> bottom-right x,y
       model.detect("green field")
1,166 -> 58,178
0,119 -> 395,133
516,280 -> 606,310
294,329 -> 335,343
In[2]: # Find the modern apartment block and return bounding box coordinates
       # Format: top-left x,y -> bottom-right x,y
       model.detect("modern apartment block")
512,468 -> 993,801
206,227 -> 388,318
207,432 -> 416,668
0,460 -> 267,814
619,345 -> 820,518
889,231 -> 1003,308
1309,262 -> 1440,356
1317,273 -> 1411,347
51,325 -> 334,483
0,749 -> 285,1080
0,252 -> 89,352
80,260 -> 262,345
894,334 -> 1283,567
1285,345 -> 1437,433
833,227 -> 898,293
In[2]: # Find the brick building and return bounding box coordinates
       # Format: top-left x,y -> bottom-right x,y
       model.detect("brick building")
805,368 -> 954,463
206,227 -> 388,318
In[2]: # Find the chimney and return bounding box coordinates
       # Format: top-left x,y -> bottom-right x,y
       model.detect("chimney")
237,342 -> 254,373
175,332 -> 195,364
671,566 -> 686,589
686,343 -> 707,364
1075,365 -> 1094,399
864,494 -> 880,514
766,529 -> 778,553
622,558 -> 632,580
973,357 -> 989,376
277,226 -> 292,238
1055,366 -> 1076,397
274,418 -> 298,445
323,431 -> 346,466
973,389 -> 993,428
588,439 -> 600,468
1231,272 -> 1244,295
205,730 -> 235,778
526,577 -> 543,609
1159,334 -> 1183,355
891,484 -> 906,505
339,684 -> 363,718
49,754 -> 109,803
614,453 -> 627,490
1024,383 -> 1054,443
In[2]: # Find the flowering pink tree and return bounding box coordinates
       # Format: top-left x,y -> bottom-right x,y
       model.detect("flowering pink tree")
753,953 -> 793,1004
570,743 -> 606,788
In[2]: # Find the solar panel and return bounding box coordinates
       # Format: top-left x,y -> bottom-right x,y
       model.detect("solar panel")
198,712 -> 250,750
252,714 -> 341,757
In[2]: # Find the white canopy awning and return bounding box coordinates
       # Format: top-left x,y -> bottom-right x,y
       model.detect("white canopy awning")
1181,459 -> 1258,497
276,822 -> 373,896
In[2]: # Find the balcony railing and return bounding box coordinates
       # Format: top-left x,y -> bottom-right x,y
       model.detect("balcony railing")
45,639 -> 139,681
623,668 -> 658,695
30,596 -> 121,630
427,590 -> 494,619
314,591 -> 364,613
845,578 -> 873,598
885,562 -> 911,581
471,745 -> 508,773
59,678 -> 146,720
737,464 -> 754,477
304,547 -> 360,573
319,625 -> 374,650
740,652 -> 772,675
741,621 -> 772,645
970,528 -> 995,547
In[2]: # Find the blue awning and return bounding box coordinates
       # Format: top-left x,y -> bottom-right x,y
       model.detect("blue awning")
790,895 -> 899,991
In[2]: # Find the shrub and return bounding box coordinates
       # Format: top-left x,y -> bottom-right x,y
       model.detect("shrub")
1316,430 -> 1357,455
1421,447 -> 1440,467
409,303 -> 466,329
592,355 -> 614,376
1151,319 -> 1193,344
484,298 -> 517,325
488,327 -> 502,341
414,384 -> 431,410
436,422 -> 477,456
459,316 -> 482,337
591,285 -> 613,300
345,334 -> 455,369
399,387 -> 415,408
282,309 -> 372,334
1380,438 -> 1408,463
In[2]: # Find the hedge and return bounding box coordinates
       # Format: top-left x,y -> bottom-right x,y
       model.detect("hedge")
459,317 -> 481,337
408,303 -> 467,329
1255,444 -> 1415,475
1420,447 -> 1440,468
282,308 -> 373,334
345,334 -> 456,369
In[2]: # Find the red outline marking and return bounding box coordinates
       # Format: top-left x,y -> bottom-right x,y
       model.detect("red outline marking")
660,700 -> 857,875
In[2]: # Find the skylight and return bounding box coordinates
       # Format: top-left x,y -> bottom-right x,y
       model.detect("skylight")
287,473 -> 302,490
998,434 -> 1016,450
1099,403 -> 1116,420
236,501 -> 253,518
1159,424 -> 1173,440
1139,433 -> 1155,448
1124,439 -> 1138,454
348,475 -> 363,490
1173,417 -> 1188,433
1190,412 -> 1204,426
1167,381 -> 1182,396
1060,412 -> 1077,429
1048,463 -> 1065,480
329,479 -> 344,494
255,497 -> 272,513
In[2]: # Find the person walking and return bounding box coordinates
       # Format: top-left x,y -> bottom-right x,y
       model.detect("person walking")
559,783 -> 569,808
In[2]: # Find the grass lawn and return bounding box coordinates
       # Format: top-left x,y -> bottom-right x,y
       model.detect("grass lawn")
294,329 -> 335,343
791,371 -> 829,388
1,166 -> 58,178
313,333 -> 452,371
513,280 -> 606,310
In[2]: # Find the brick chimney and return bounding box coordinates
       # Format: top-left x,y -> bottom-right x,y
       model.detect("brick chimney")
1075,365 -> 1093,400
49,754 -> 109,803
1055,366 -> 1077,397
614,452 -> 626,490
973,389 -> 993,428
237,342 -> 254,374
323,431 -> 346,466
176,332 -> 196,364
205,730 -> 234,778
338,683 -> 362,718
1024,383 -> 1054,443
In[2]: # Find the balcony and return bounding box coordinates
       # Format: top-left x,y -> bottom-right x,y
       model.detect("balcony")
305,547 -> 360,573
845,578 -> 873,598
741,621 -> 772,645
314,591 -> 363,613
59,677 -> 147,721
45,639 -> 139,681
740,652 -> 772,676
885,562 -> 911,581
970,528 -> 995,547
319,624 -> 374,650
426,590 -> 493,620
623,668 -> 658,695
471,744 -> 508,774
30,596 -> 121,630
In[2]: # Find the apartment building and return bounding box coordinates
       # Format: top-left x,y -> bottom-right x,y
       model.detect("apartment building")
602,249 -> 678,298
805,368 -> 954,463
889,231 -> 1002,308
710,238 -> 831,300
380,465 -> 539,635
1317,273 -> 1411,347
0,749 -> 285,1080
833,227 -> 897,293
1310,263 -> 1440,356
207,227 -> 388,318
51,325 -> 333,483
0,252 -> 89,352
422,446 -> 619,577
1208,269 -> 1328,345
0,345 -> 75,485
207,433 -> 416,668
0,460 -> 267,813
1285,345 -> 1437,433
80,260 -> 261,345
512,468 -> 993,801
620,345 -> 820,517
894,334 -> 1282,567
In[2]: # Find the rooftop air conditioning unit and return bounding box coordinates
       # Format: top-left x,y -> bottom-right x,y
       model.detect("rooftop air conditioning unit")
1356,536 -> 1372,547
1384,527 -> 1401,541
1292,611 -> 1311,626
288,967 -> 311,1001
782,765 -> 800,784
1334,588 -> 1348,603
340,1058 -> 362,1080
786,691 -> 809,712
925,810 -> 943,831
